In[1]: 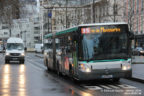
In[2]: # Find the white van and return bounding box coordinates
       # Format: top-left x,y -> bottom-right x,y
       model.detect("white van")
35,44 -> 43,53
5,37 -> 25,64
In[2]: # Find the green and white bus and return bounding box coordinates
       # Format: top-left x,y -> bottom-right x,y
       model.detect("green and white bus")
44,22 -> 133,82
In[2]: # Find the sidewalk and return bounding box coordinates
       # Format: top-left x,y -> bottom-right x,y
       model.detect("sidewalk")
35,53 -> 144,82
132,64 -> 144,81
132,56 -> 144,64
131,56 -> 144,82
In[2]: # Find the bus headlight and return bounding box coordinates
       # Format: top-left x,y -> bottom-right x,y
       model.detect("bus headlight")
79,64 -> 91,72
85,67 -> 91,72
122,66 -> 127,70
122,65 -> 131,70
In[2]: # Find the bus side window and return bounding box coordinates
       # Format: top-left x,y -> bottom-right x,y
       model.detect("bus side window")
66,46 -> 71,53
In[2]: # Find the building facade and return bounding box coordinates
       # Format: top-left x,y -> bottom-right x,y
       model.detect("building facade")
51,0 -> 125,32
124,0 -> 144,47
11,19 -> 35,50
0,24 -> 10,48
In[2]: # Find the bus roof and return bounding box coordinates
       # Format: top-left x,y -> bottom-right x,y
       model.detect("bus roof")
44,27 -> 78,38
44,22 -> 128,39
44,33 -> 53,38
79,22 -> 128,27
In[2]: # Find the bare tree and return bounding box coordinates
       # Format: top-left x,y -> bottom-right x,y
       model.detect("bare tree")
0,0 -> 31,37
124,0 -> 135,31
0,0 -> 20,23
95,0 -> 124,23
0,0 -> 24,36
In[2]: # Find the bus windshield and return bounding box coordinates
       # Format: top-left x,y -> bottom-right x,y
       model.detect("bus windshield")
79,25 -> 129,60
44,43 -> 52,49
44,43 -> 59,49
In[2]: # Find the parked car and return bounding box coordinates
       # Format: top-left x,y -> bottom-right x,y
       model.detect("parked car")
139,48 -> 144,55
0,47 -> 3,53
0,45 -> 4,53
132,47 -> 144,56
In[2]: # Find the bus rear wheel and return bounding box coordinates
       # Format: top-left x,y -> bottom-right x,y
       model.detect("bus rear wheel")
46,60 -> 49,71
56,62 -> 61,76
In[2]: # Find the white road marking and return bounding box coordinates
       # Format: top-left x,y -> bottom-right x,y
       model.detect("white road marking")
99,85 -> 112,89
107,85 -> 120,89
84,86 -> 103,90
83,84 -> 137,91
117,84 -> 137,89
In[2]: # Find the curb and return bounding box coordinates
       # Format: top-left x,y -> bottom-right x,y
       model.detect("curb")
35,54 -> 43,58
127,77 -> 144,83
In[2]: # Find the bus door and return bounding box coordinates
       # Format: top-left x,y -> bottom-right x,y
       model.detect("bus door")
72,41 -> 78,76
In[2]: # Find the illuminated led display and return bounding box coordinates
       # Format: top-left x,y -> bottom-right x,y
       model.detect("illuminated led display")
81,27 -> 121,34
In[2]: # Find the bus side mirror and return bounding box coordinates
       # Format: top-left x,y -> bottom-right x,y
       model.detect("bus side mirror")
128,31 -> 134,40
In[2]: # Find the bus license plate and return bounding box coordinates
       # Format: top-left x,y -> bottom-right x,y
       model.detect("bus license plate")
102,75 -> 113,78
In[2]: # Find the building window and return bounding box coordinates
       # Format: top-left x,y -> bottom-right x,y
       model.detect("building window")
137,0 -> 139,14
2,26 -> 8,29
4,32 -> 8,35
137,16 -> 139,32
142,0 -> 144,12
34,27 -> 40,30
107,5 -> 109,15
103,6 -> 105,16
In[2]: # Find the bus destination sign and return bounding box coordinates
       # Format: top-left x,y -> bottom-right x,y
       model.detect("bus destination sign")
81,27 -> 121,34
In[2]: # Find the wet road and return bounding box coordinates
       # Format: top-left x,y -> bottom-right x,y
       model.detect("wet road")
0,53 -> 144,96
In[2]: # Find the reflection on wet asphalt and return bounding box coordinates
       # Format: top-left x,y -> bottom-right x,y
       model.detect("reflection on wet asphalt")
0,56 -> 79,96
0,64 -> 26,96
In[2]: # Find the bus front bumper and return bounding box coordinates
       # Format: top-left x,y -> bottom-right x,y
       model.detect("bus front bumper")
76,69 -> 132,81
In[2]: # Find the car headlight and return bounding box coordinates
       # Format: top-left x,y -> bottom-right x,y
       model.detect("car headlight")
140,51 -> 144,53
6,53 -> 10,56
57,52 -> 62,55
21,53 -> 25,56
79,64 -> 91,72
44,52 -> 47,55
